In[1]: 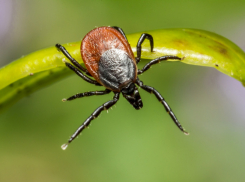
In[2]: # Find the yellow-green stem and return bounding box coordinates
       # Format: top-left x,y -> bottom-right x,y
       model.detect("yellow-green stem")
1,28 -> 245,112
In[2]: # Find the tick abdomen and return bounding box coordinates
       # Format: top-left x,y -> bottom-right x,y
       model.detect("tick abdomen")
98,49 -> 136,91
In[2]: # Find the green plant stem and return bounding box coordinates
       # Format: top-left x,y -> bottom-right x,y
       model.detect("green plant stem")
1,28 -> 245,112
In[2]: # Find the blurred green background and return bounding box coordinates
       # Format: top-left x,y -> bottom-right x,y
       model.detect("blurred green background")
1,0 -> 245,182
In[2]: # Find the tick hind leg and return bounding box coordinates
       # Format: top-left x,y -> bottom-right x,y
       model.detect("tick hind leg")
138,55 -> 183,75
56,43 -> 92,76
61,92 -> 120,150
136,78 -> 189,135
62,89 -> 111,102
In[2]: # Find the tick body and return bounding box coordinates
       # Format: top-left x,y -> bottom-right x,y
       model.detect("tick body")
56,26 -> 188,150
82,27 -> 137,92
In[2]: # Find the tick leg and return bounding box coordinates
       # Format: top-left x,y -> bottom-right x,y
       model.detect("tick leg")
138,55 -> 183,75
64,61 -> 102,86
63,89 -> 111,101
61,92 -> 120,150
111,26 -> 128,41
56,43 -> 92,76
136,33 -> 154,64
136,78 -> 189,135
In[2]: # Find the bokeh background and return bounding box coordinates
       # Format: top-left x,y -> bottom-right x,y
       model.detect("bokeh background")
1,0 -> 245,182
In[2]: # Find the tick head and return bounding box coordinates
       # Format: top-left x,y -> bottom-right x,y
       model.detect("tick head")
122,82 -> 143,110
121,82 -> 135,95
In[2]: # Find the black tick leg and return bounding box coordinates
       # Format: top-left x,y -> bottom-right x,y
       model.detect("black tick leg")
135,78 -> 188,135
56,43 -> 92,76
136,33 -> 154,64
64,61 -> 101,86
63,89 -> 111,102
61,92 -> 120,150
138,55 -> 184,75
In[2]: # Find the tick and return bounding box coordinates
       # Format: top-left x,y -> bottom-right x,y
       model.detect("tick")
56,26 -> 188,150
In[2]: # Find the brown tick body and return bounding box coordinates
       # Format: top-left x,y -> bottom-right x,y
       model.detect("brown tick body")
56,26 -> 188,150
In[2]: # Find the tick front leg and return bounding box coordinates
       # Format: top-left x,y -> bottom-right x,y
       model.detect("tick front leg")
61,92 -> 120,150
64,61 -> 101,86
56,43 -> 92,76
62,89 -> 111,102
136,78 -> 188,135
138,55 -> 184,75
